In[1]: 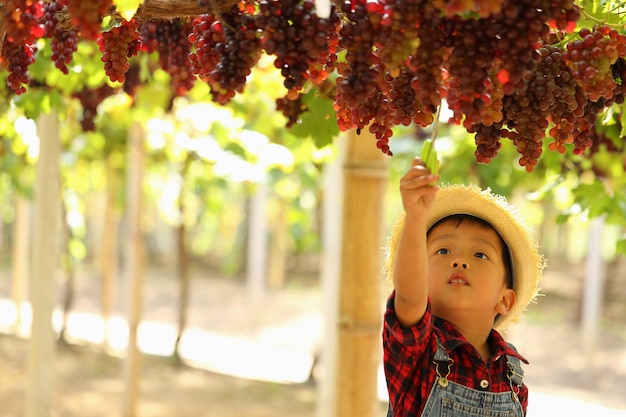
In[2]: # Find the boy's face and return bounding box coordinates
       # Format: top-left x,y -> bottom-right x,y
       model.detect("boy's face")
426,219 -> 514,324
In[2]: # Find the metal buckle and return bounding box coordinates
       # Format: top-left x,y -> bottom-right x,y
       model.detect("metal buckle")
433,358 -> 454,387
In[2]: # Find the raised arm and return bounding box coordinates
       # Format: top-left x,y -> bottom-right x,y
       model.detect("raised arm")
393,157 -> 439,327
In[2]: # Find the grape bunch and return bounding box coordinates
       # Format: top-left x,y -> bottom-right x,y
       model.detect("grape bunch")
468,41 -> 582,170
97,19 -> 144,83
0,38 -> 36,95
466,24 -> 626,171
566,57 -> 626,156
43,0 -> 79,74
67,0 -> 112,40
373,0 -> 421,75
443,18 -> 497,129
256,0 -> 340,93
406,1 -> 445,116
164,20 -> 196,96
276,93 -> 305,128
467,122 -> 504,164
188,14 -> 223,82
72,84 -> 117,131
188,5 -> 262,104
122,62 -> 142,99
141,19 -> 196,96
3,0 -> 45,44
382,65 -> 433,129
563,26 -> 626,102
334,0 -> 383,132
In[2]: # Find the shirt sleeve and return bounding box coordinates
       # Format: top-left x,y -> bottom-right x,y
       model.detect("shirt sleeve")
382,291 -> 433,406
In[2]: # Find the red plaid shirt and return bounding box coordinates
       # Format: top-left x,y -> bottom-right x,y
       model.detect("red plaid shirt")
383,291 -> 529,417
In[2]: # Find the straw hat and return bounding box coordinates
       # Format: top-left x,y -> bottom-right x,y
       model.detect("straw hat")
385,184 -> 545,330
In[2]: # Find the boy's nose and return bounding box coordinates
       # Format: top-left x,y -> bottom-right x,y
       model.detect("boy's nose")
451,261 -> 470,269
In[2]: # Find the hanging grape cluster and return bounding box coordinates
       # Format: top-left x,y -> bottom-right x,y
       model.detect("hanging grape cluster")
42,0 -> 78,74
2,0 -> 626,170
97,18 -> 144,83
141,18 -> 196,96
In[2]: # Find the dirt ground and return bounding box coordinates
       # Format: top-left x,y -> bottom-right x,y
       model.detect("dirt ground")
0,335 -> 319,417
0,258 -> 625,417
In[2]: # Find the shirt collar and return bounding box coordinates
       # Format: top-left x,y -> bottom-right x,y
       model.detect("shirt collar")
434,316 -> 529,364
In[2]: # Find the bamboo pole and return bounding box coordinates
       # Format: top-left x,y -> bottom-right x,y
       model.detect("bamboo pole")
335,129 -> 389,417
121,122 -> 146,417
27,111 -> 61,417
101,158 -> 120,351
11,195 -> 30,336
316,138 -> 343,417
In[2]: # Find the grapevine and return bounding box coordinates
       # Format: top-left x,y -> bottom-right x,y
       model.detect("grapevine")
66,0 -> 112,40
188,5 -> 261,104
3,0 -> 44,45
97,18 -> 144,83
334,0 -> 386,144
257,0 -> 340,93
72,84 -> 117,131
141,19 -> 196,96
43,0 -> 79,74
0,0 -> 624,171
0,38 -> 36,95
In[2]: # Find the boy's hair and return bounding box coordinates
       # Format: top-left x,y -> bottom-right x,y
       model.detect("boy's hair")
427,214 -> 514,290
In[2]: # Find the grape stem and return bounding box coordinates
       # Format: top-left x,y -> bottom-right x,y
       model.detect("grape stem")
579,8 -> 626,30
208,0 -> 237,33
431,103 -> 442,145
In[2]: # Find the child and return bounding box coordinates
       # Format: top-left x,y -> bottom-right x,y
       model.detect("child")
383,157 -> 545,417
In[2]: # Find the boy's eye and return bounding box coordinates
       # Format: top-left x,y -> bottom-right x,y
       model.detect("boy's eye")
474,252 -> 489,260
435,248 -> 449,255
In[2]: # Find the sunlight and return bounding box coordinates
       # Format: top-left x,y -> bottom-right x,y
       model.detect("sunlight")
0,297 -> 314,384
15,116 -> 40,159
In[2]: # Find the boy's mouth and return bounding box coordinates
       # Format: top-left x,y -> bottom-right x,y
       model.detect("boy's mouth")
448,273 -> 469,285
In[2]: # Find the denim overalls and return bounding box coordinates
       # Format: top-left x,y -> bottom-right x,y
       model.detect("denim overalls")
386,335 -> 525,417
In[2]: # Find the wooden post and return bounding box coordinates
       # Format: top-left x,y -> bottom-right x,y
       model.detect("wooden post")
267,198 -> 288,290
101,158 -> 120,351
11,195 -> 30,335
335,129 -> 389,417
581,215 -> 606,375
121,122 -> 146,417
246,179 -> 268,332
317,136 -> 344,417
27,112 -> 61,417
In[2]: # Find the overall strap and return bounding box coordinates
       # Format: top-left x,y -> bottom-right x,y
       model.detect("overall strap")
505,343 -> 524,387
433,334 -> 449,362
506,353 -> 524,387
433,334 -> 454,387
505,343 -> 524,403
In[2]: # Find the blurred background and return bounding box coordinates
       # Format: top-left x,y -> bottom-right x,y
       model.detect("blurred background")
0,90 -> 624,416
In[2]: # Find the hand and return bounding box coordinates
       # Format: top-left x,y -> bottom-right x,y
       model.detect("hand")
399,157 -> 439,222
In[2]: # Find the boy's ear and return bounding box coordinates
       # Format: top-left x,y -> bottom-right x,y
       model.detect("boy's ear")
496,288 -> 516,316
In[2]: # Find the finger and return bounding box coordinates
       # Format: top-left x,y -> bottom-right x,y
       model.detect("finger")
410,156 -> 426,168
400,174 -> 439,190
402,165 -> 432,181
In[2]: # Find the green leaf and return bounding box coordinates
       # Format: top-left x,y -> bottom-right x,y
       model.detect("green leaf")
619,105 -> 626,138
555,212 -> 571,224
617,237 -> 626,256
289,91 -> 338,148
587,194 -> 610,218
113,0 -> 143,21
13,89 -> 51,119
